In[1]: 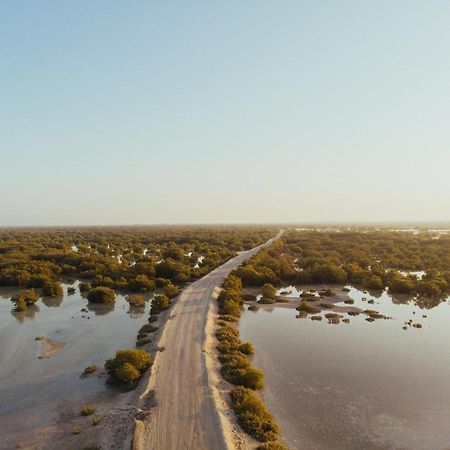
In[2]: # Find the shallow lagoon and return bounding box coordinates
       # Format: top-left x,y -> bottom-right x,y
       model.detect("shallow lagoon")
240,286 -> 450,450
0,282 -> 151,449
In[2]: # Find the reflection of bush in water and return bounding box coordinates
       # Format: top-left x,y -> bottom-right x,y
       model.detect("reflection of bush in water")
11,303 -> 39,322
86,302 -> 115,315
128,306 -> 145,318
415,296 -> 444,309
41,296 -> 63,308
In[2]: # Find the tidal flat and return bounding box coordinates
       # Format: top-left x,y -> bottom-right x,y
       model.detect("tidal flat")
0,282 -> 152,450
240,285 -> 450,450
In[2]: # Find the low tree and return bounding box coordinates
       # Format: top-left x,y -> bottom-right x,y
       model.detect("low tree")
163,283 -> 179,299
87,287 -> 116,304
127,294 -> 145,307
129,274 -> 155,292
151,294 -> 170,314
79,282 -> 91,292
42,282 -> 63,297
261,283 -> 277,299
105,349 -> 153,389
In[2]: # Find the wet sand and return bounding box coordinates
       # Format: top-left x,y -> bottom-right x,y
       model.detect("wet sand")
35,336 -> 66,359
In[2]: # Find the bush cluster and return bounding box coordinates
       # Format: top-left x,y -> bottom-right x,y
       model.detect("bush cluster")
104,349 -> 153,390
127,294 -> 145,307
150,294 -> 170,314
216,274 -> 281,444
0,227 -> 275,294
87,286 -> 116,304
232,230 -> 450,306
230,387 -> 280,442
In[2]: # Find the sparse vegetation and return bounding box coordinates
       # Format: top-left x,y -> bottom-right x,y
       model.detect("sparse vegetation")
80,405 -> 95,416
91,417 -> 101,426
296,301 -> 320,314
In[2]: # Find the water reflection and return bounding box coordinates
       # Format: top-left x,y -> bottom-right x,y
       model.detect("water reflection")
0,282 -> 152,449
10,304 -> 40,322
240,285 -> 450,450
86,301 -> 115,316
128,304 -> 146,318
41,295 -> 63,308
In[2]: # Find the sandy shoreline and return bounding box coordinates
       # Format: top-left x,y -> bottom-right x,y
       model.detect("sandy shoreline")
204,287 -> 260,450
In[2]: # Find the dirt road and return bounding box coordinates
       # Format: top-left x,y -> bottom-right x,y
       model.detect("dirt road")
133,232 -> 281,450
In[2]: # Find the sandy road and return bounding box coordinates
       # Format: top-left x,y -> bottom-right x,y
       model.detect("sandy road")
134,232 -> 281,450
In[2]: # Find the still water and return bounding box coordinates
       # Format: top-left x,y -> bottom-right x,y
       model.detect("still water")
240,287 -> 450,450
0,282 -> 151,449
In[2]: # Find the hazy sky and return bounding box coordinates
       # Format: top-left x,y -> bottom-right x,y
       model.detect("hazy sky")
1,1 -> 450,226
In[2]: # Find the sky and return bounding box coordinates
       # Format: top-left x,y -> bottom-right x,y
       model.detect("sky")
1,1 -> 450,226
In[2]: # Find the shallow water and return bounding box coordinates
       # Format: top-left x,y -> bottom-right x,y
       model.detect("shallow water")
0,282 -> 151,449
240,286 -> 450,450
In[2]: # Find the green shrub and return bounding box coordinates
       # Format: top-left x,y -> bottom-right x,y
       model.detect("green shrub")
388,276 -> 415,294
105,349 -> 152,389
261,283 -> 277,299
319,288 -> 336,297
364,274 -> 383,290
151,294 -> 170,314
163,283 -> 179,298
87,287 -> 116,304
239,342 -> 255,355
127,294 -> 145,307
91,417 -> 101,426
256,443 -> 288,450
223,275 -> 243,291
79,282 -> 91,292
230,387 -> 279,442
81,405 -> 95,416
129,275 -> 155,292
221,354 -> 264,390
42,282 -> 63,297
296,301 -> 320,314
73,427 -> 81,435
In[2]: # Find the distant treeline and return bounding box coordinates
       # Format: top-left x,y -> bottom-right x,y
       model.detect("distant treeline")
232,230 -> 450,301
0,226 -> 275,295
